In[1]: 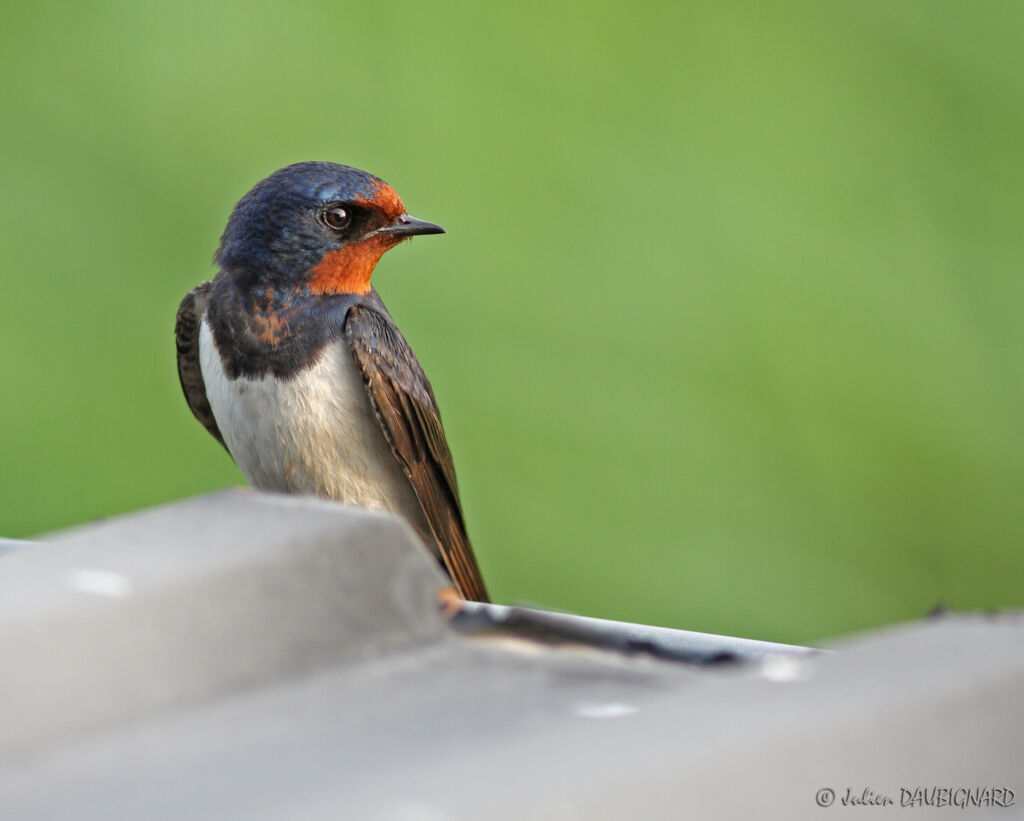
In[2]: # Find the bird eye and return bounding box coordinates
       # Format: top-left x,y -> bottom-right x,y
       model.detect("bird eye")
321,205 -> 351,231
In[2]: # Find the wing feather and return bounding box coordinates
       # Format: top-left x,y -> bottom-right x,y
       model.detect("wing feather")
175,281 -> 227,449
344,304 -> 488,601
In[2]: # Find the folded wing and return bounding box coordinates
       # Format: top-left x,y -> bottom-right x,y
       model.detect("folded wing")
344,304 -> 489,601
175,281 -> 226,449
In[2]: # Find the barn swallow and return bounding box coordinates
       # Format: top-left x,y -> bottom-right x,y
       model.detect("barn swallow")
175,162 -> 488,601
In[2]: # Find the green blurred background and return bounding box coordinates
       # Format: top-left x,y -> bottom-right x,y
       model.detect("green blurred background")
2,1 -> 1021,643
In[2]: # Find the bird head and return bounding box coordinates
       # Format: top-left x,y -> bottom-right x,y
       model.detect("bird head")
215,162 -> 444,295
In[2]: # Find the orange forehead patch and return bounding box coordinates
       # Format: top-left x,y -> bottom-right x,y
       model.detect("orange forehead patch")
356,179 -> 405,220
308,233 -> 400,296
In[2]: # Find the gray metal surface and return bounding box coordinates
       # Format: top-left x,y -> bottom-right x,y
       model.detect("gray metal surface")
1,491 -> 1020,820
2,617 -> 1021,820
0,490 -> 448,758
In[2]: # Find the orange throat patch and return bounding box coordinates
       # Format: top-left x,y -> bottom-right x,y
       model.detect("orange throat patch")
308,235 -> 398,295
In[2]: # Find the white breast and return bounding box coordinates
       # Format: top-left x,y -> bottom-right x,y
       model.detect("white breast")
198,319 -> 427,528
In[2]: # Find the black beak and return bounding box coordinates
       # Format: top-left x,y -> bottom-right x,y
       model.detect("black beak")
375,213 -> 446,238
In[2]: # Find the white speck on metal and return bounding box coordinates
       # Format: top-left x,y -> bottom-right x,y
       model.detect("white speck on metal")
67,569 -> 133,598
572,701 -> 639,719
759,654 -> 812,683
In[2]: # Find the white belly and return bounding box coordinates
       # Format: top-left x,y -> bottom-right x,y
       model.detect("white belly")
198,319 -> 426,527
